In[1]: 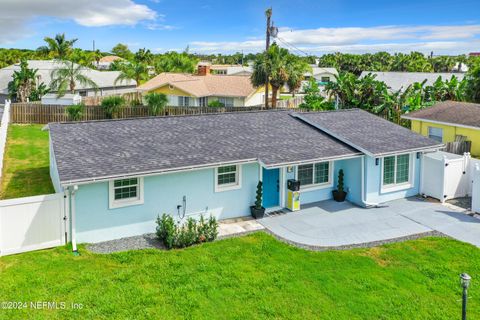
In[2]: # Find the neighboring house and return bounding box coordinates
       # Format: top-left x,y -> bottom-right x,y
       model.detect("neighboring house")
0,60 -> 137,103
137,65 -> 264,107
48,109 -> 442,243
97,55 -> 123,70
402,101 -> 480,157
210,64 -> 253,76
296,66 -> 338,93
360,71 -> 466,92
41,93 -> 82,106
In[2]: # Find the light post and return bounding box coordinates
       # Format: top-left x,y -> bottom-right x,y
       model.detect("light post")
460,273 -> 471,320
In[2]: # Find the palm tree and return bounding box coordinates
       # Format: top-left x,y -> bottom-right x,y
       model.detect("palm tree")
50,61 -> 98,97
286,56 -> 311,97
154,52 -> 198,74
114,61 -> 149,86
144,92 -> 168,116
37,33 -> 77,59
7,59 -> 38,102
251,43 -> 291,108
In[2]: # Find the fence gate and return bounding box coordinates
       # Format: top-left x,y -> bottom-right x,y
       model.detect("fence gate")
421,151 -> 470,202
0,193 -> 66,256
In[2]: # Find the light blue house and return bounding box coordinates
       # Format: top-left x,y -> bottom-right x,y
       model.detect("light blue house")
48,109 -> 443,246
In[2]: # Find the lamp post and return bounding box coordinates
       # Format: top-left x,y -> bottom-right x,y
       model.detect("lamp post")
460,273 -> 471,320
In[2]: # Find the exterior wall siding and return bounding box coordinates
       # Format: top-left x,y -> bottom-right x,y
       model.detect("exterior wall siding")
74,163 -> 259,243
411,119 -> 480,157
364,154 -> 420,204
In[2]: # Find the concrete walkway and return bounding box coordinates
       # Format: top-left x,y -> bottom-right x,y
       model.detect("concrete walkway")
260,197 -> 480,248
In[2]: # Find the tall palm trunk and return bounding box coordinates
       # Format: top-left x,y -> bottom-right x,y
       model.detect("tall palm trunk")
70,79 -> 75,93
271,86 -> 279,108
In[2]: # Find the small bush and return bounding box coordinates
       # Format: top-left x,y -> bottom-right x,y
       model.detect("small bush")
65,103 -> 84,121
156,213 -> 218,249
144,92 -> 168,116
208,100 -> 225,108
101,96 -> 125,119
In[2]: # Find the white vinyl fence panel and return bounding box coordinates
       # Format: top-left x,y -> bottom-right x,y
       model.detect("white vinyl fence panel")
472,161 -> 480,213
0,100 -> 11,181
0,193 -> 66,256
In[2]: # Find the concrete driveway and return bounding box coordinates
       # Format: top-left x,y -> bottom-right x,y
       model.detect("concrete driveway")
260,197 -> 480,248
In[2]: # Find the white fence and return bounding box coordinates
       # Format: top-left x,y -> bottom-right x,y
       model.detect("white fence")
473,163 -> 480,213
0,100 -> 11,181
0,193 -> 66,256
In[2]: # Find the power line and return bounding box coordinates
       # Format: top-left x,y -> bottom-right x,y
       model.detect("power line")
276,36 -> 312,57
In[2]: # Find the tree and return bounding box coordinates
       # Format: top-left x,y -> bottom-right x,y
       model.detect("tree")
134,48 -> 153,64
65,103 -> 85,121
144,92 -> 168,116
50,61 -> 98,97
154,52 -> 198,74
7,59 -> 39,102
101,96 -> 125,119
299,78 -> 334,110
114,61 -> 149,86
37,33 -> 77,59
111,43 -> 133,60
286,56 -> 311,96
466,64 -> 480,103
251,43 -> 293,108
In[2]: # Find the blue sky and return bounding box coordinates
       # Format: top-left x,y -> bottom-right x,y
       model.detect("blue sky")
1,0 -> 480,55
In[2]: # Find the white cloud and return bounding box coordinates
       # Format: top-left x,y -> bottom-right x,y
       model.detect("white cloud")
0,0 -> 157,43
190,24 -> 480,55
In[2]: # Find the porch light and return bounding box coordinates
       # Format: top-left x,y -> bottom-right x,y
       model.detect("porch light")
417,152 -> 421,159
375,158 -> 379,166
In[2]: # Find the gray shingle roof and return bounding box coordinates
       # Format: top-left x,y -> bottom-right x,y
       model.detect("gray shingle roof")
293,109 -> 443,156
49,111 -> 361,185
402,101 -> 480,129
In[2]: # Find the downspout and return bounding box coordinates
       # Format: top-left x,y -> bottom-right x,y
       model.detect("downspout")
361,155 -> 380,207
70,185 -> 79,254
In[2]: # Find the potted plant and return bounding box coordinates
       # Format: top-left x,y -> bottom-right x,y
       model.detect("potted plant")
250,181 -> 265,219
332,169 -> 347,202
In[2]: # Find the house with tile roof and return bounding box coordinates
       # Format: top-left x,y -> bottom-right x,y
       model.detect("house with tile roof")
137,64 -> 265,107
48,109 -> 442,244
402,101 -> 480,157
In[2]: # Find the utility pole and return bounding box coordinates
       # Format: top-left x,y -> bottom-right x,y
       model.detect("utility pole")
264,8 -> 272,109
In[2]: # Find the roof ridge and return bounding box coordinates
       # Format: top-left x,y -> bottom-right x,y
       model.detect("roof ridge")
49,109 -> 292,125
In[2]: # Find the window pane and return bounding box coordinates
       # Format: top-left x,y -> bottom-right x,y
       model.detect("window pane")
314,162 -> 329,184
113,178 -> 139,200
383,156 -> 395,185
298,164 -> 313,186
218,165 -> 236,174
218,173 -> 236,185
396,154 -> 410,183
428,127 -> 443,142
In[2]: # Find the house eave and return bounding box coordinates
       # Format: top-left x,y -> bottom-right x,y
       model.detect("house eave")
401,116 -> 480,131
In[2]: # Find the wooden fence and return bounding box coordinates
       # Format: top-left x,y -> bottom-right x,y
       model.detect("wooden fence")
10,103 -> 286,124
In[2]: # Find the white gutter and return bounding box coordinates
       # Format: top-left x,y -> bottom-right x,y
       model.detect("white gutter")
70,185 -> 78,253
361,155 -> 379,208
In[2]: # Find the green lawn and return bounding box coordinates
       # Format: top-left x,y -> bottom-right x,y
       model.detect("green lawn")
0,233 -> 479,319
0,124 -> 54,199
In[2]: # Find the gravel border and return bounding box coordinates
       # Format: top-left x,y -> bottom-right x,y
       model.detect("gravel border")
262,229 -> 449,251
87,233 -> 164,254
88,229 -> 448,254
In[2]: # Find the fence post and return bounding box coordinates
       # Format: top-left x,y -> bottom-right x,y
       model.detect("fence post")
442,155 -> 448,203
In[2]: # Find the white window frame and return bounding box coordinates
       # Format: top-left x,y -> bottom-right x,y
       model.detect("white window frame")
295,161 -> 333,191
214,165 -> 242,192
380,153 -> 414,193
109,177 -> 144,209
428,126 -> 443,142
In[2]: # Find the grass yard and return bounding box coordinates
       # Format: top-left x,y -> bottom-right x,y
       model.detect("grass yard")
0,124 -> 54,199
0,233 -> 479,319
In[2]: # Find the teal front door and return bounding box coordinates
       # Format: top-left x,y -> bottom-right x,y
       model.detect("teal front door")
262,168 -> 279,208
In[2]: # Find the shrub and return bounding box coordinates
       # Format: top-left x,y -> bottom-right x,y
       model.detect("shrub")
156,213 -> 218,249
65,103 -> 84,121
144,92 -> 168,116
101,96 -> 125,119
208,100 -> 225,108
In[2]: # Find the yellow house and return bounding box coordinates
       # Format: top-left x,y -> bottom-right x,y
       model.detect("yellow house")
137,65 -> 265,107
402,101 -> 480,157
